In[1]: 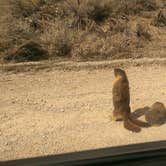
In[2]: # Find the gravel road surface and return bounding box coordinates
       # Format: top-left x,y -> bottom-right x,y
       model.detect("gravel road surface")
0,63 -> 166,161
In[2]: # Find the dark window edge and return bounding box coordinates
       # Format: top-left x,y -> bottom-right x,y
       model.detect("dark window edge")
1,140 -> 166,166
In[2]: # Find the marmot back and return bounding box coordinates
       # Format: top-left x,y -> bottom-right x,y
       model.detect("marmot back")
145,102 -> 166,126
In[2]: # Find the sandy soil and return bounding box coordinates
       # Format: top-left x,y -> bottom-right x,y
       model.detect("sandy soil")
0,63 -> 166,161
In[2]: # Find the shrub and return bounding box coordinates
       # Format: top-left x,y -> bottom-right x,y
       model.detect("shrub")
4,41 -> 49,62
71,32 -> 138,60
11,0 -> 44,17
40,22 -> 72,57
137,0 -> 159,11
153,9 -> 166,27
108,33 -> 138,59
108,18 -> 130,34
54,35 -> 72,57
65,0 -> 111,30
64,0 -> 90,29
11,0 -> 65,32
0,15 -> 34,62
87,0 -> 111,23
111,0 -> 158,16
71,33 -> 107,60
136,23 -> 152,41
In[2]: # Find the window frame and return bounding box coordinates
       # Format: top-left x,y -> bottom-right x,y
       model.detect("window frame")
1,140 -> 166,166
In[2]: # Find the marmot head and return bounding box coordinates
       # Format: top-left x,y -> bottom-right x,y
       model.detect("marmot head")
114,68 -> 127,78
151,102 -> 166,111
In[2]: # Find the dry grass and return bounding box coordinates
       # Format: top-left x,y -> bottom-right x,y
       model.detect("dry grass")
39,21 -> 73,57
0,0 -> 165,63
11,0 -> 44,17
64,0 -> 112,30
111,0 -> 159,16
136,23 -> 152,41
71,31 -> 141,61
153,9 -> 166,27
4,41 -> 48,62
0,16 -> 35,62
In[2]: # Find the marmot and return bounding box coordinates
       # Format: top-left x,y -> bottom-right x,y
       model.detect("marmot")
112,68 -> 149,132
145,102 -> 166,126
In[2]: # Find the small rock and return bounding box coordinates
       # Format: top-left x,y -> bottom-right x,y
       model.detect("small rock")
60,108 -> 65,112
12,101 -> 15,104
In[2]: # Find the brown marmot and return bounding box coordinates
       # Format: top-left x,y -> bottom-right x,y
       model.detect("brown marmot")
112,68 -> 149,132
145,102 -> 166,126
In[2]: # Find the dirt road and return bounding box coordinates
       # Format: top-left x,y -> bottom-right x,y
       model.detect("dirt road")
0,63 -> 166,161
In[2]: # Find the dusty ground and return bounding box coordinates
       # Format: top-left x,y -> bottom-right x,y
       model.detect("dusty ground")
0,63 -> 166,161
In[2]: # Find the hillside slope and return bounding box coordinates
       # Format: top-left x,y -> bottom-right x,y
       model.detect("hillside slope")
0,0 -> 165,62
